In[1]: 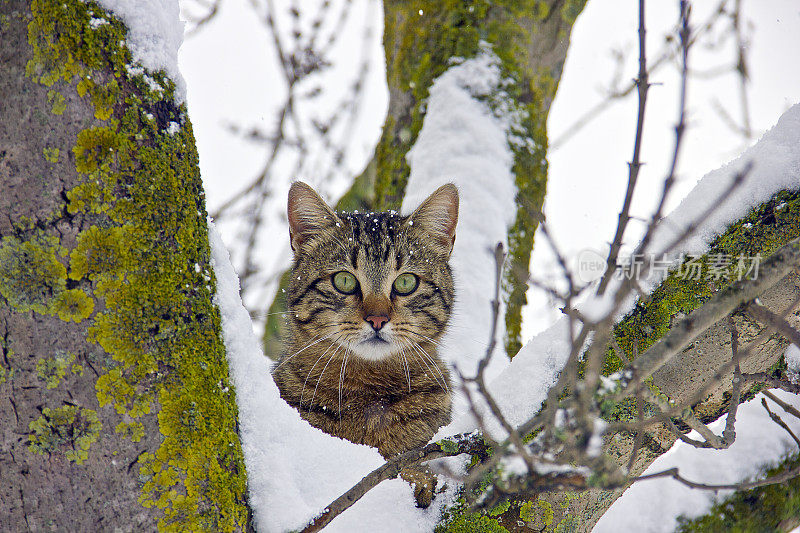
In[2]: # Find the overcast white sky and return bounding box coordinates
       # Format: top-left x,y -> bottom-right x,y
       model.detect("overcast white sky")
178,0 -> 800,338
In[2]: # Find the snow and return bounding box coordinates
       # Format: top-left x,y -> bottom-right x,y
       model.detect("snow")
786,344 -> 800,373
403,47 -> 517,416
89,0 -> 187,102
593,389 -> 800,533
646,103 -> 800,259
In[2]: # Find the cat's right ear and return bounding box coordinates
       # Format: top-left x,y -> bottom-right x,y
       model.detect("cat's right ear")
287,181 -> 340,252
407,183 -> 459,255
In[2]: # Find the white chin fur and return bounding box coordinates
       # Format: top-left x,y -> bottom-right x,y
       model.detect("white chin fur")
347,333 -> 397,361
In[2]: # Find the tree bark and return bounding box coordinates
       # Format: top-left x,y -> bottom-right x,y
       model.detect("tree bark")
0,1 -> 250,530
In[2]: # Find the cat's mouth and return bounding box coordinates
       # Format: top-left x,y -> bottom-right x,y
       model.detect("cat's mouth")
349,332 -> 396,361
362,334 -> 390,345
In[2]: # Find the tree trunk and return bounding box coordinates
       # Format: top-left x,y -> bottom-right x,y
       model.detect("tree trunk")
0,1 -> 251,530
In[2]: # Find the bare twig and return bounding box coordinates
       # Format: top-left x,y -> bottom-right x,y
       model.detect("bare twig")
761,397 -> 800,448
746,302 -> 800,349
549,0 -> 731,150
762,390 -> 800,422
465,244 -> 538,474
631,0 -> 691,260
721,317 -> 741,445
597,0 -> 650,296
635,461 -> 800,492
741,373 -> 800,394
299,433 -> 489,533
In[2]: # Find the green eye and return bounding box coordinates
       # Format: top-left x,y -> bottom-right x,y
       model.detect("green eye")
393,273 -> 419,295
332,271 -> 358,294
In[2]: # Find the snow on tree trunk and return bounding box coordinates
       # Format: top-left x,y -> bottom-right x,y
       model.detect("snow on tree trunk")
0,1 -> 250,530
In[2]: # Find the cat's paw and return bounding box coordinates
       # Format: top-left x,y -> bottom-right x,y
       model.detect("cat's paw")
400,466 -> 437,508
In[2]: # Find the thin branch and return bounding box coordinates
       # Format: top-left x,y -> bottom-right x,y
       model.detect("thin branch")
626,366 -> 645,472
721,317 -> 741,446
634,461 -> 800,492
621,236 -> 800,397
299,433 -> 488,533
549,0 -> 730,150
614,292 -> 800,432
741,373 -> 800,394
746,302 -> 800,349
597,0 -> 650,296
631,0 -> 691,260
761,397 -> 800,448
762,390 -> 800,422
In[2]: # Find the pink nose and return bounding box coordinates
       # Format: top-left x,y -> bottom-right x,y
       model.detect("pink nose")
365,315 -> 389,331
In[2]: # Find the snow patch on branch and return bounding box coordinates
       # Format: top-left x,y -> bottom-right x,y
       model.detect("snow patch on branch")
403,47 -> 518,414
89,0 -> 187,102
648,103 -> 800,259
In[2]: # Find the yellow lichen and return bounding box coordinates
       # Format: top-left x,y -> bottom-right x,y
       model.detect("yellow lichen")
116,421 -> 146,442
0,233 -> 67,315
36,352 -> 76,389
28,405 -> 102,465
43,146 -> 60,162
47,89 -> 67,114
69,225 -> 132,280
51,288 -> 95,322
22,1 -> 250,529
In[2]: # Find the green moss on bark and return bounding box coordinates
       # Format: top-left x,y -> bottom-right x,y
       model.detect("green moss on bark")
609,189 -> 800,376
19,1 -> 251,530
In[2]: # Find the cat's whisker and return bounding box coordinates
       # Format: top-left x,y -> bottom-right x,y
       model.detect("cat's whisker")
300,335 -> 343,409
399,349 -> 412,393
409,341 -> 450,393
273,331 -> 338,370
402,339 -> 449,393
338,343 -> 351,423
310,340 -> 344,410
405,346 -> 447,394
399,328 -> 447,350
408,330 -> 447,350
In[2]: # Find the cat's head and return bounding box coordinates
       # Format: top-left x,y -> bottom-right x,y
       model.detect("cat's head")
286,181 -> 458,361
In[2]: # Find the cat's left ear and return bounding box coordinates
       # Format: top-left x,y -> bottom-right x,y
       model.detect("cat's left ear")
408,183 -> 459,255
287,181 -> 340,252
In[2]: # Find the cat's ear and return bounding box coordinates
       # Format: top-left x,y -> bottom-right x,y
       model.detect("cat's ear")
408,183 -> 459,254
287,181 -> 340,252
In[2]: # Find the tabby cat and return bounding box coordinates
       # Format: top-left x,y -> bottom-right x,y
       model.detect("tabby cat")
272,181 -> 458,504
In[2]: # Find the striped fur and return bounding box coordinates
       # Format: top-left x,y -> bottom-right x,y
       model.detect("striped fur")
273,182 -> 458,459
